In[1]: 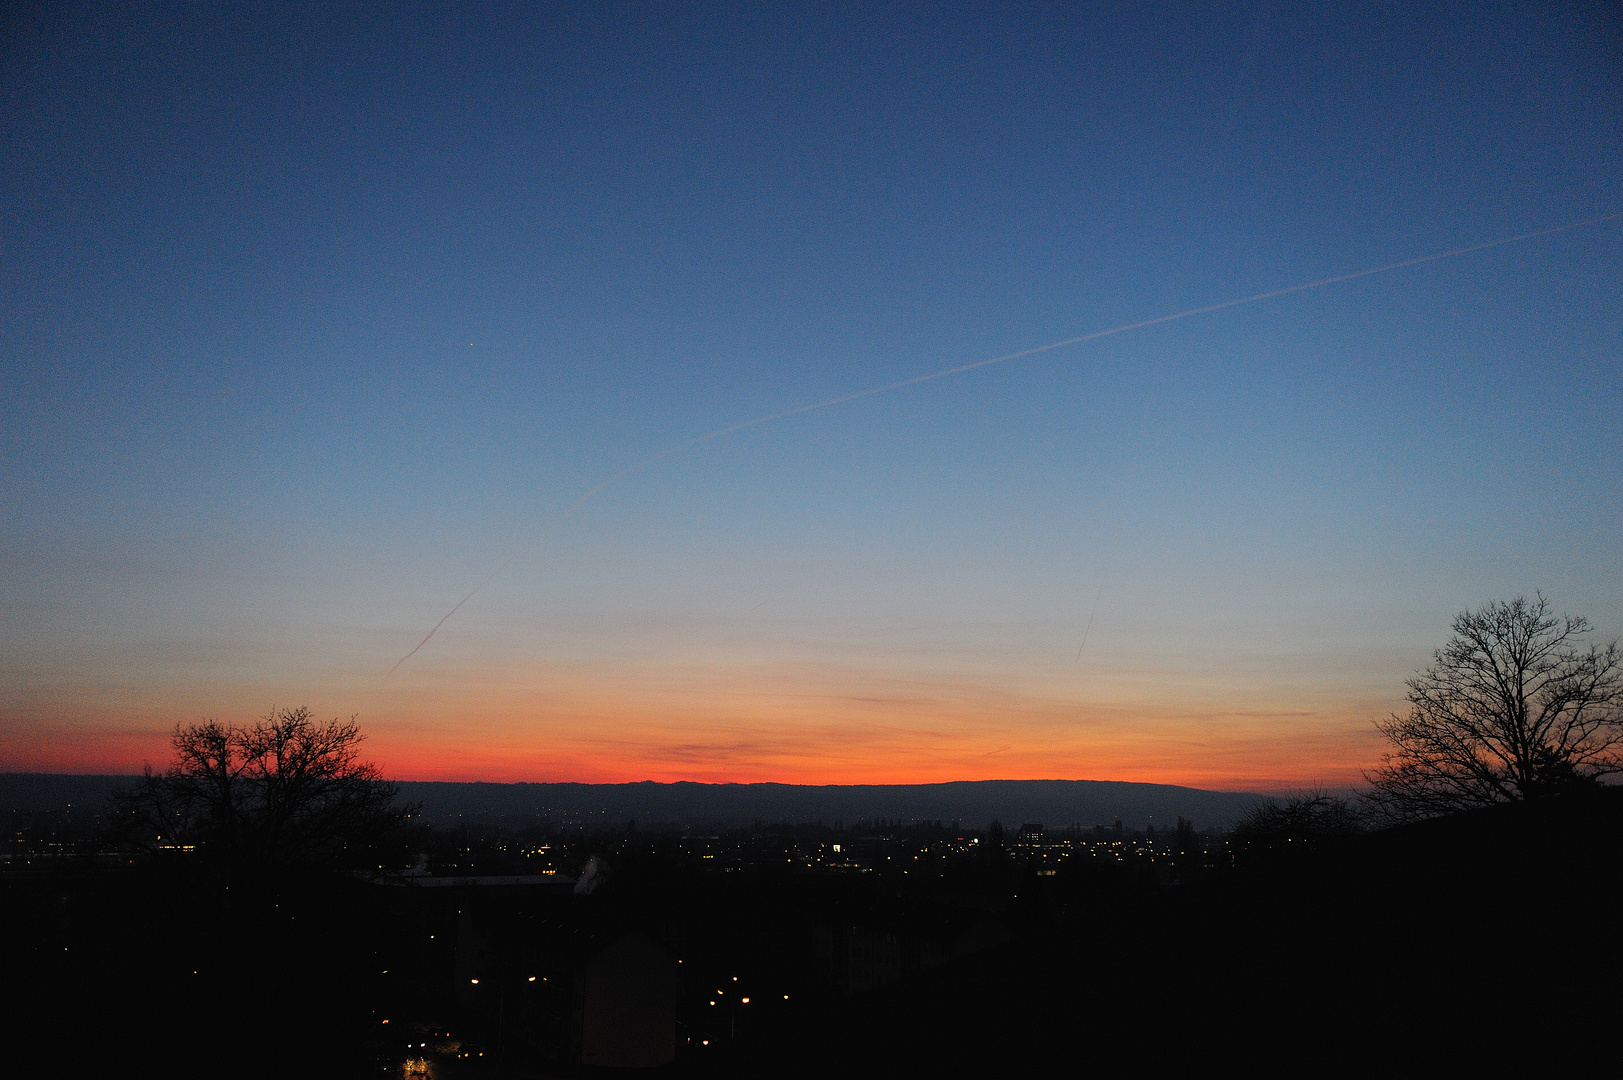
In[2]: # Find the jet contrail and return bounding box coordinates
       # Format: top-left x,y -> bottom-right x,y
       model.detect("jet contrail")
389,211 -> 1621,671
388,555 -> 520,673
1076,582 -> 1105,665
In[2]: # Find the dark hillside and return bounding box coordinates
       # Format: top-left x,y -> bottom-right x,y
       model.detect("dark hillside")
7,784 -> 1615,1076
749,789 -> 1623,1075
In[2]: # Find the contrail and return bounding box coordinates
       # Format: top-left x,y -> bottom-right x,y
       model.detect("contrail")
388,212 -> 1621,671
389,555 -> 520,673
1076,582 -> 1105,665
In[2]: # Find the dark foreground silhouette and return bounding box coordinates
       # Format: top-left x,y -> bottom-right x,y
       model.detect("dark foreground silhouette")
5,788 -> 1618,1077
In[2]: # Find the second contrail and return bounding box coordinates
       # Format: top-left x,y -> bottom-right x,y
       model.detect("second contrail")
389,211 -> 1621,670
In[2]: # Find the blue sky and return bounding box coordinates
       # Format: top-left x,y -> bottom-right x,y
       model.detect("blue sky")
2,2 -> 1619,785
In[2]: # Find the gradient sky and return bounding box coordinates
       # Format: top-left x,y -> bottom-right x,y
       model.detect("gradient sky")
3,3 -> 1620,789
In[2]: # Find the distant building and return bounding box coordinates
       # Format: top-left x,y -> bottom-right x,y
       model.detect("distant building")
1018,823 -> 1044,846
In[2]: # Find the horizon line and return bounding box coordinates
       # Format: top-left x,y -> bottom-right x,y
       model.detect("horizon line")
2,769 -> 1340,794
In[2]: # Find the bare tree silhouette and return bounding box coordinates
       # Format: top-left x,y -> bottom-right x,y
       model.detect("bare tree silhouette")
1367,596 -> 1623,822
1228,790 -> 1363,851
114,706 -> 413,883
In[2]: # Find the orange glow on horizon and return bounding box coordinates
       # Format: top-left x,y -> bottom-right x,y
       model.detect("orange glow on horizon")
1,646 -> 1394,793
3,695 -> 1384,794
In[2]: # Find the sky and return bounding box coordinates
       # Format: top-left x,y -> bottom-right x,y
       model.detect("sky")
2,2 -> 1620,790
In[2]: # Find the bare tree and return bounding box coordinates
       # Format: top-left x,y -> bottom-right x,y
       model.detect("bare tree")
1366,596 -> 1623,822
1228,790 -> 1363,851
114,706 -> 413,882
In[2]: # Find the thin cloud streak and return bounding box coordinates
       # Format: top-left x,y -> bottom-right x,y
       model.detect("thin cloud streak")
388,555 -> 519,673
1076,583 -> 1105,664
389,212 -> 1622,671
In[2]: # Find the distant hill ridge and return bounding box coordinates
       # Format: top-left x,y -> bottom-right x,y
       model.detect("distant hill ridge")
2,774 -> 1260,830
400,778 -> 1260,830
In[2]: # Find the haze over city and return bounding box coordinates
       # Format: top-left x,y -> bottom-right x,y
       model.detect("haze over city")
4,3 -> 1619,791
